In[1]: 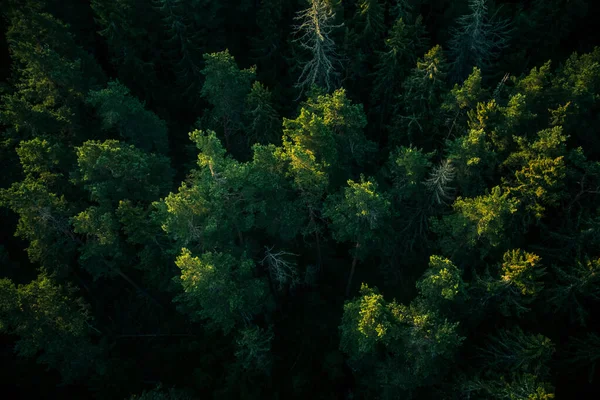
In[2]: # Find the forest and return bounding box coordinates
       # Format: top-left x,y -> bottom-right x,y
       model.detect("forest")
1,0 -> 600,398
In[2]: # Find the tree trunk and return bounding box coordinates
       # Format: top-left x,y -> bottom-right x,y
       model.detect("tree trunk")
345,242 -> 360,297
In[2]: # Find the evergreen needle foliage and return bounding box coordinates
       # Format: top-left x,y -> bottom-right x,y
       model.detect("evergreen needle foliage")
1,1 -> 600,399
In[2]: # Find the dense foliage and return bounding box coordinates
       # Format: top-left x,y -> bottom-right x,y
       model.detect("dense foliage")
1,0 -> 600,398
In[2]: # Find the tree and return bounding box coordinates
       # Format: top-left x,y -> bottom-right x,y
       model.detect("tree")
393,45 -> 449,150
277,89 -> 375,265
502,127 -> 568,221
172,248 -> 270,334
479,327 -> 555,376
248,143 -> 305,242
250,0 -> 285,87
234,324 -> 274,373
71,140 -> 173,282
448,0 -> 511,83
339,283 -> 464,397
157,130 -> 259,253
384,146 -> 434,256
324,176 -> 391,296
259,246 -> 300,292
392,0 -> 419,21
416,255 -> 466,311
473,249 -> 545,317
86,81 -> 169,154
461,373 -> 555,400
0,139 -> 79,277
371,16 -> 428,133
432,186 -> 520,262
1,4 -> 104,145
284,88 -> 374,181
74,140 -> 173,207
154,0 -> 205,99
441,67 -> 490,138
198,50 -> 256,152
292,0 -> 342,96
244,82 -> 281,146
90,0 -> 162,102
565,332 -> 600,383
548,257 -> 600,326
353,0 -> 385,47
128,385 -> 194,400
0,275 -> 104,383
424,158 -> 456,205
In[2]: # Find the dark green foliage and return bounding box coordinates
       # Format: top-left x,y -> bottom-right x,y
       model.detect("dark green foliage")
173,249 -> 270,334
198,50 -> 256,153
392,45 -> 449,150
86,81 -> 169,153
1,3 -> 104,144
2,2 -> 600,399
371,16 -> 428,134
0,275 -> 104,383
74,140 -> 173,206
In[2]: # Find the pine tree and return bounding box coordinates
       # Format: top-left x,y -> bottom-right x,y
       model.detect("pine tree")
154,0 -> 205,99
371,16 -> 428,135
157,130 -> 259,253
0,275 -> 104,383
292,0 -> 343,96
339,283 -> 464,396
86,80 -> 169,154
324,176 -> 392,295
354,0 -> 386,47
173,248 -> 270,334
479,327 -> 554,376
0,139 -> 79,277
392,0 -> 419,21
432,186 -> 520,261
424,159 -> 456,205
548,257 -> 600,326
244,82 -> 281,146
1,4 -> 105,144
198,50 -> 256,152
472,249 -> 546,317
448,0 -> 511,83
393,45 -> 449,150
71,140 -> 173,283
234,325 -> 274,373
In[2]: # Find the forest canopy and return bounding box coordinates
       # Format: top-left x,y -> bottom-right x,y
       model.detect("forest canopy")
1,0 -> 600,399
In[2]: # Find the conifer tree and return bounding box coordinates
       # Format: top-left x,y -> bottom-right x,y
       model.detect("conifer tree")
448,0 -> 511,83
90,0 -> 162,102
0,275 -> 104,383
173,248 -> 270,334
86,81 -> 169,154
72,139 -> 173,283
393,45 -> 449,150
244,82 -> 281,146
198,50 -> 256,152
548,257 -> 600,326
354,0 -> 386,47
1,4 -> 104,144
371,16 -> 428,134
479,327 -> 554,376
324,176 -> 391,296
292,0 -> 342,96
154,0 -> 205,99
